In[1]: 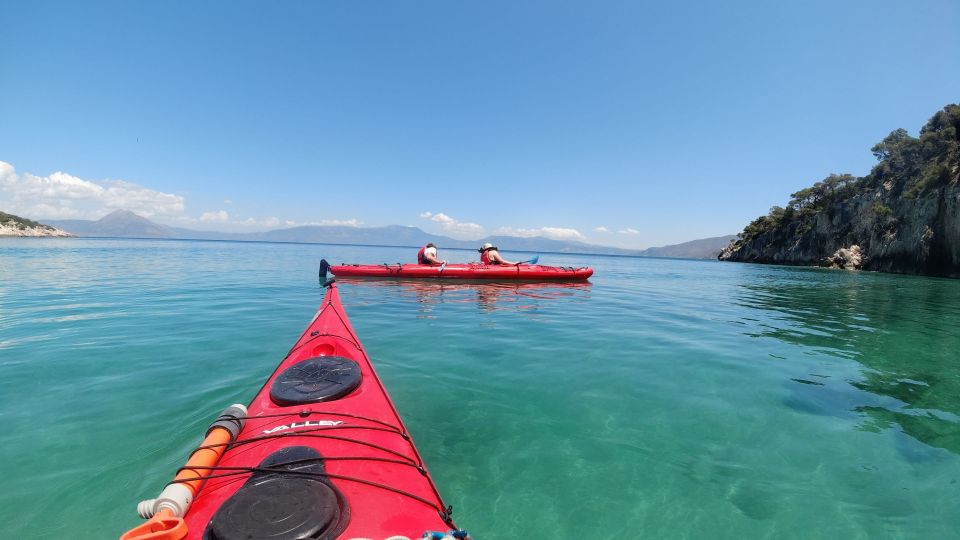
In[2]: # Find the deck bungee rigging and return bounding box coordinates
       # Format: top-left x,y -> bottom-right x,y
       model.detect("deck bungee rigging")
120,273 -> 466,540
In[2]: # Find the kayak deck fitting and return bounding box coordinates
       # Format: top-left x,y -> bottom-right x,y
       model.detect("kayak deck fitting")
121,277 -> 464,540
323,259 -> 594,281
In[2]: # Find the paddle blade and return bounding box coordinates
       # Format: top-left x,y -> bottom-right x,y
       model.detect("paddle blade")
319,259 -> 330,281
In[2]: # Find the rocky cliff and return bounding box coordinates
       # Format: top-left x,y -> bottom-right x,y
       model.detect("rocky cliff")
720,104 -> 960,277
0,211 -> 74,237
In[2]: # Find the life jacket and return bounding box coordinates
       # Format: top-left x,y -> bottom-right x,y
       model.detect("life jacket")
417,246 -> 427,265
479,247 -> 500,265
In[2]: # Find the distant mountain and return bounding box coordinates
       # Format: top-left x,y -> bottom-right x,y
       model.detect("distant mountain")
257,225 -> 455,247
47,210 -> 641,254
0,211 -> 73,237
468,235 -> 639,256
162,224 -> 453,246
48,209 -> 177,238
638,234 -> 737,259
46,209 -> 727,259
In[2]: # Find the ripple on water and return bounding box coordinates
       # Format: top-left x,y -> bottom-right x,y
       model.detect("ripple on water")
0,239 -> 959,539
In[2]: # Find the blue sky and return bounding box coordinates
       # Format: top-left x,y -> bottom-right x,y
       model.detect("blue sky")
1,1 -> 957,248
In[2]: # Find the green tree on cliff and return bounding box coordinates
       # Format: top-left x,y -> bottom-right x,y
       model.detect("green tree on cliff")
729,104 -> 959,250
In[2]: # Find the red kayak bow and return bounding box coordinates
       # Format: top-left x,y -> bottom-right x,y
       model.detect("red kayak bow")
122,277 -> 461,540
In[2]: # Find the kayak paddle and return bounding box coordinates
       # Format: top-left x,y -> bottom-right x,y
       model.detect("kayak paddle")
319,259 -> 330,281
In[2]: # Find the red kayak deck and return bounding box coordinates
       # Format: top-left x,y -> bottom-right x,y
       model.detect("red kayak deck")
330,262 -> 593,281
173,282 -> 455,538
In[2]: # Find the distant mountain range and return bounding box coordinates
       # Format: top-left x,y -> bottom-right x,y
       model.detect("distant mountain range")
49,210 -> 176,238
44,209 -> 734,259
639,235 -> 737,259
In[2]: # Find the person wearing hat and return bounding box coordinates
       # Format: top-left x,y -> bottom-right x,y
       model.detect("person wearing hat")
478,243 -> 519,265
417,243 -> 446,265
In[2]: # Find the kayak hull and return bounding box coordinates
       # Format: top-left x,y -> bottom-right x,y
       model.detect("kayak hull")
331,263 -> 594,281
172,283 -> 454,539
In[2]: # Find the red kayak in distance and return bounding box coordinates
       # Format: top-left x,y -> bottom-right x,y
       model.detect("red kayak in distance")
121,278 -> 464,540
323,259 -> 594,281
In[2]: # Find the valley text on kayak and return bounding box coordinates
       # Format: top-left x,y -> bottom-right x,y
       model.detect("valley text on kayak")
261,420 -> 345,434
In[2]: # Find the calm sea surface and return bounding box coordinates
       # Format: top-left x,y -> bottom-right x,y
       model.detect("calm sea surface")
1,238 -> 958,539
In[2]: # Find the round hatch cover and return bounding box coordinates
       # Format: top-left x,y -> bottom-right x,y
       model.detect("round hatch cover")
204,446 -> 349,540
270,356 -> 362,406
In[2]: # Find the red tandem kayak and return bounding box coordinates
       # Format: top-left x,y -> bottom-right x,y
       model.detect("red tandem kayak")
121,278 -> 463,540
323,259 -> 593,281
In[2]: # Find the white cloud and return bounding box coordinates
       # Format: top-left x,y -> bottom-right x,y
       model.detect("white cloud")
224,199 -> 233,205
540,227 -> 585,241
495,226 -> 586,241
0,160 -> 185,220
100,180 -> 185,216
431,212 -> 455,225
419,211 -> 484,237
321,218 -> 361,227
618,228 -> 640,235
299,218 -> 362,227
0,161 -> 16,186
226,217 -> 361,229
594,226 -> 609,233
16,202 -> 86,219
167,215 -> 200,225
200,210 -> 230,222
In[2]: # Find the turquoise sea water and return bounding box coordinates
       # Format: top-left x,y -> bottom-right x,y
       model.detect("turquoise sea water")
1,238 -> 959,539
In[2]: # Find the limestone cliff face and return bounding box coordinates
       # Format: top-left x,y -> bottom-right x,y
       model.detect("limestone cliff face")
719,182 -> 960,276
720,104 -> 960,278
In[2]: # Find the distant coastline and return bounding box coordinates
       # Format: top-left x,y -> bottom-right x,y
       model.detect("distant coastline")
18,234 -> 735,263
39,209 -> 734,260
0,211 -> 73,237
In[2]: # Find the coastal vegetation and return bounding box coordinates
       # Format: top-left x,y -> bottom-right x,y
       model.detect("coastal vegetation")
720,103 -> 960,277
0,211 -> 73,237
2,211 -> 48,230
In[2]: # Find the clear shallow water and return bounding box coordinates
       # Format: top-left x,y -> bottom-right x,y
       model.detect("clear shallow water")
1,238 -> 958,539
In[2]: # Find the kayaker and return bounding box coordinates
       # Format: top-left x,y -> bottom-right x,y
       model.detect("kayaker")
478,242 -> 519,265
417,243 -> 446,265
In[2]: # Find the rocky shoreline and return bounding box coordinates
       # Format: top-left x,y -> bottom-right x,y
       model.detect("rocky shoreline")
0,212 -> 74,237
720,104 -> 960,278
718,182 -> 960,276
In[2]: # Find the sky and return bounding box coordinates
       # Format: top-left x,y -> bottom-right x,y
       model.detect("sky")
1,1 -> 958,249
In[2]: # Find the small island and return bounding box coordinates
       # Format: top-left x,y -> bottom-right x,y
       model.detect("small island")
720,103 -> 960,278
0,211 -> 74,237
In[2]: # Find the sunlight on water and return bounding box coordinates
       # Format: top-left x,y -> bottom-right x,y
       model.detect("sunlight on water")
1,238 -> 958,539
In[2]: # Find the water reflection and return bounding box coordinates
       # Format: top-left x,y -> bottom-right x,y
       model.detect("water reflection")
336,278 -> 592,313
734,269 -> 960,455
